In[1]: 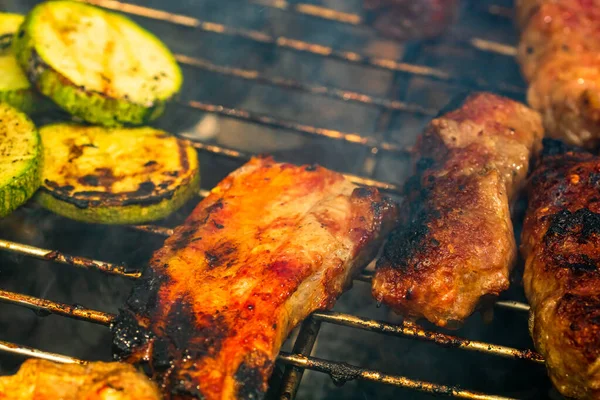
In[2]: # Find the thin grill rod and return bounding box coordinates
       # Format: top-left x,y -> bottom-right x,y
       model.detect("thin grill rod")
0,341 -> 513,400
0,290 -> 540,363
312,311 -> 543,364
123,225 -> 533,313
0,290 -> 113,326
0,239 -> 140,279
80,0 -> 522,94
176,54 -> 436,116
248,0 -> 518,57
178,100 -> 406,154
278,352 -> 517,400
279,318 -> 322,399
184,139 -> 403,194
0,341 -> 85,365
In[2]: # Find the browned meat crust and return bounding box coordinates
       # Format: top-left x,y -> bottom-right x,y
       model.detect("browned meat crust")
0,359 -> 161,400
517,0 -> 600,148
522,139 -> 600,399
372,93 -> 543,328
112,156 -> 397,400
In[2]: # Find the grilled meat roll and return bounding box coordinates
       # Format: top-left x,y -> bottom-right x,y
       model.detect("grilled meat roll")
372,93 -> 543,328
522,139 -> 600,400
0,359 -> 161,400
112,156 -> 397,400
517,0 -> 600,148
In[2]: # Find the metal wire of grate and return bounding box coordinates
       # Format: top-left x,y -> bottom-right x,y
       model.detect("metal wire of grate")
0,1 -> 544,399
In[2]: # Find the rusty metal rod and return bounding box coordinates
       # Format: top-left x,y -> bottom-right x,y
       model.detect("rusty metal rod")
278,352 -> 518,400
179,100 -> 406,154
249,1 -> 518,58
175,54 -> 436,116
128,225 -> 174,237
0,341 -> 86,365
0,339 -> 515,399
0,290 -> 540,364
79,0 -> 523,94
0,239 -> 141,279
0,290 -> 114,326
183,138 -> 403,193
312,311 -> 543,364
279,318 -> 322,399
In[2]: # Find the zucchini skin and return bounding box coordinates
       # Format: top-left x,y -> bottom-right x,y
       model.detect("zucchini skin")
36,172 -> 198,225
12,1 -> 181,127
0,103 -> 42,218
0,12 -> 54,115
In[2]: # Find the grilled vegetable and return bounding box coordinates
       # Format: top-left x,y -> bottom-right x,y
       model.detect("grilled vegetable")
0,13 -> 50,114
36,124 -> 199,224
13,1 -> 182,126
0,102 -> 42,218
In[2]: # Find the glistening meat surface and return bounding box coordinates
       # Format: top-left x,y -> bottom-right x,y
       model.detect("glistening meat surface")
111,156 -> 397,400
522,139 -> 600,400
517,0 -> 600,148
372,93 -> 543,328
0,359 -> 161,400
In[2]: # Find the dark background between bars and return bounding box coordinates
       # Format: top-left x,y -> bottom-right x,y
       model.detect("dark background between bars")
0,1 -> 552,399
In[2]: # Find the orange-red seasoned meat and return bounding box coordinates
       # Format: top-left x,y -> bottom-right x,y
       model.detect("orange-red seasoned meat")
0,359 -> 161,400
522,139 -> 600,400
372,93 -> 543,328
517,0 -> 600,148
112,156 -> 397,400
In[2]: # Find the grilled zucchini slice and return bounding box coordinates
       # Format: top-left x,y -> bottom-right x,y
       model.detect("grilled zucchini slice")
36,124 -> 199,224
0,102 -> 42,218
0,13 -> 50,114
13,1 -> 182,126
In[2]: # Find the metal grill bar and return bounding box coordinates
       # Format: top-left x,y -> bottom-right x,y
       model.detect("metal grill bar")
184,139 -> 403,193
175,54 -> 436,116
0,239 -> 140,279
0,290 -> 113,325
248,0 -> 518,58
79,0 -> 523,94
179,100 -> 406,154
0,339 -> 514,400
0,289 -> 539,363
0,341 -> 84,365
312,311 -> 543,363
279,318 -> 322,399
278,353 -> 517,400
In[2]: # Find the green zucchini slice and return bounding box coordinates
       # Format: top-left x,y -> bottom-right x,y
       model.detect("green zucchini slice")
13,1 -> 183,126
0,102 -> 42,218
0,13 -> 51,114
36,124 -> 199,224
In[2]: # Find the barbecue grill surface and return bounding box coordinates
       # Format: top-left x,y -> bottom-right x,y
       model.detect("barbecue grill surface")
0,0 -> 555,399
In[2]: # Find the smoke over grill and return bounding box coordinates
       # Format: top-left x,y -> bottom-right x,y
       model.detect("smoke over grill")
0,0 -> 557,399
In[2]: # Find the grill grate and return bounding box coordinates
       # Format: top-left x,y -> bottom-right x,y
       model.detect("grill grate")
0,0 -> 548,399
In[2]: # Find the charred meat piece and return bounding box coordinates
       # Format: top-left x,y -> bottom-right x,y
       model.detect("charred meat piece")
112,156 -> 397,400
372,93 -> 543,328
522,139 -> 600,400
0,359 -> 161,400
517,0 -> 600,148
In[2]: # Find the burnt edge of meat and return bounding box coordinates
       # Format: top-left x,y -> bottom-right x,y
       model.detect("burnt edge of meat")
234,351 -> 272,400
112,262 -> 232,399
